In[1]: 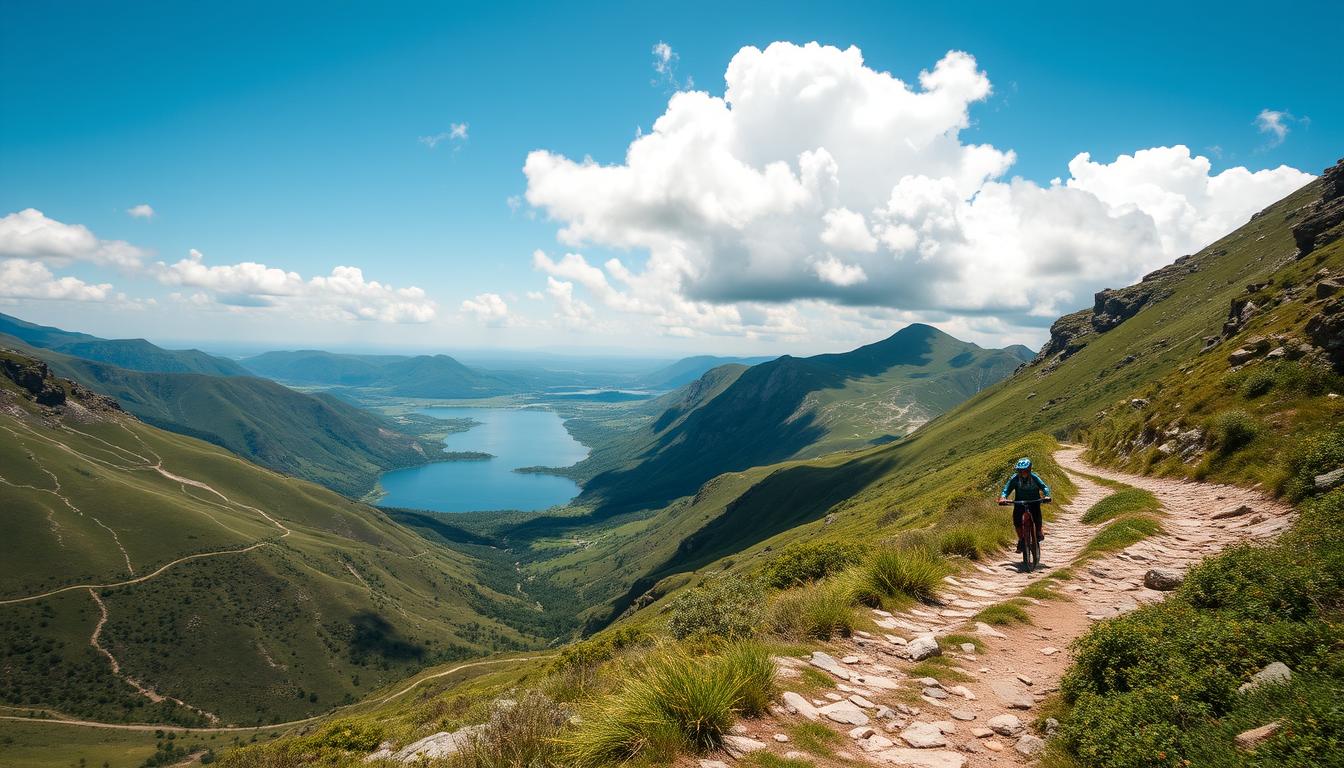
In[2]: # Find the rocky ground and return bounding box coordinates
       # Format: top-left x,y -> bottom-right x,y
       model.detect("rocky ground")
693,446 -> 1295,768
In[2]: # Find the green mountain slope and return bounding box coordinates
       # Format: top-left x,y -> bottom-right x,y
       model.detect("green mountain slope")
575,324 -> 1030,514
0,351 -> 578,727
0,312 -> 247,376
242,349 -> 511,398
0,336 -> 438,498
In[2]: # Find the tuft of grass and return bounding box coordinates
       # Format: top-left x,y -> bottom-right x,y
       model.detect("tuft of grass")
797,667 -> 835,692
907,655 -> 975,683
1021,580 -> 1064,600
562,641 -> 776,766
450,691 -> 571,768
974,600 -> 1032,626
787,721 -> 840,756
1080,515 -> 1163,557
861,547 -> 951,604
766,578 -> 856,640
1080,488 -> 1161,525
1208,409 -> 1261,455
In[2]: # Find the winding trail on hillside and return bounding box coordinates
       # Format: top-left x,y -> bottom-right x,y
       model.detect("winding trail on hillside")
746,446 -> 1295,768
0,656 -> 548,733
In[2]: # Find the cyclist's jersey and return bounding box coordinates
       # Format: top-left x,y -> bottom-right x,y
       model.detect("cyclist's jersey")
1001,472 -> 1050,502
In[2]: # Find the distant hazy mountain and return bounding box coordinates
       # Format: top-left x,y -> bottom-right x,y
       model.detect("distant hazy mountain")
0,320 -> 439,497
242,349 -> 511,398
0,312 -> 247,376
577,324 -> 1030,513
636,354 -> 776,390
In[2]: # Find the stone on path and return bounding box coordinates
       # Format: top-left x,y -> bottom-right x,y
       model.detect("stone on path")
971,727 -> 993,738
1015,734 -> 1046,755
990,680 -> 1034,710
782,691 -> 820,721
1143,569 -> 1184,591
774,733 -> 789,742
810,651 -> 851,679
699,761 -> 731,768
950,708 -> 976,721
1235,722 -> 1282,750
987,714 -> 1024,736
1212,504 -> 1253,520
722,735 -> 768,758
850,694 -> 877,708
984,740 -> 1004,752
1239,662 -> 1292,693
1016,674 -> 1033,686
820,700 -> 870,725
862,674 -> 902,690
900,722 -> 948,748
907,634 -> 941,661
850,726 -> 877,739
974,622 -> 1007,639
923,687 -> 948,699
842,655 -> 861,664
959,643 -> 976,653
869,748 -> 967,767
947,685 -> 976,700
1040,646 -> 1059,656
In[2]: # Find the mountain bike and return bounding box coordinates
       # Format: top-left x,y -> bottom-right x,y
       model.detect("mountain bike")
1000,498 -> 1050,572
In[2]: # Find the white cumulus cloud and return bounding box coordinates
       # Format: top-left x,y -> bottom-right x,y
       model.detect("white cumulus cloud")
521,42 -> 1314,339
460,292 -> 510,326
127,204 -> 155,219
0,208 -> 146,268
0,258 -> 114,301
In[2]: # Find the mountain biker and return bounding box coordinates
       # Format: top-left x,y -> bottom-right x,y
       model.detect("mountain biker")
998,457 -> 1051,554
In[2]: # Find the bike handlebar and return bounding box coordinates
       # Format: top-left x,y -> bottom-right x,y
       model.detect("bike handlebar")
998,498 -> 1052,506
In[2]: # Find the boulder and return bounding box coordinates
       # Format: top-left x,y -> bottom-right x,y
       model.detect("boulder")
820,700 -> 870,726
1014,734 -> 1046,756
722,735 -> 768,758
907,634 -> 941,661
1315,467 -> 1344,491
987,714 -> 1024,736
1235,721 -> 1282,750
950,708 -> 976,721
392,726 -> 484,762
809,651 -> 851,680
1318,279 -> 1344,299
1143,569 -> 1184,591
1228,348 -> 1258,366
990,680 -> 1033,710
782,691 -> 820,721
1238,662 -> 1292,694
900,722 -> 948,748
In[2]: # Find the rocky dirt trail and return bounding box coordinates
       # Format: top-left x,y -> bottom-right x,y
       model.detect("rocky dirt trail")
701,446 -> 1295,768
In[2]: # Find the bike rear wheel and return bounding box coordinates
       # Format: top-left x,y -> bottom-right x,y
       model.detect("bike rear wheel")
1022,528 -> 1039,571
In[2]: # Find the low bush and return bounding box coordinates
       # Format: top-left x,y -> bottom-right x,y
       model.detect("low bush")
760,541 -> 868,589
666,574 -> 765,641
1283,423 -> 1344,501
861,547 -> 950,604
1208,409 -> 1261,454
766,578 -> 855,640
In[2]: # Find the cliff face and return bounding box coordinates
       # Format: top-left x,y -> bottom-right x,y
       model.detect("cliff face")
0,349 -> 122,412
1293,157 -> 1344,258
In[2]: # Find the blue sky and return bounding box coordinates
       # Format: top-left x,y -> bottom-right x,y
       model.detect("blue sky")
1,0 -> 1339,355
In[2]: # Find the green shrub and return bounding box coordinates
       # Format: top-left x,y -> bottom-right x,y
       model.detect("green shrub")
760,541 -> 868,589
1208,409 -> 1261,454
766,578 -> 855,640
666,574 -> 765,641
1080,488 -> 1160,524
716,640 -> 776,717
861,547 -> 950,604
1283,424 -> 1344,500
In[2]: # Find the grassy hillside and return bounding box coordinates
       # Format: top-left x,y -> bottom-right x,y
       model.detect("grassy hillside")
0,312 -> 247,376
0,351 -> 581,728
573,324 -> 1030,514
0,337 -> 441,498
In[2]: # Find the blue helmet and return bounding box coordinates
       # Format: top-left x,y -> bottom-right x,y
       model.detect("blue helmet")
1015,457 -> 1032,470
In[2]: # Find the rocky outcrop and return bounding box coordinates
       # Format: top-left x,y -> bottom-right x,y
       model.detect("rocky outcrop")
1307,297 -> 1344,370
1032,262 -> 1183,369
1293,157 -> 1344,258
0,351 -> 122,413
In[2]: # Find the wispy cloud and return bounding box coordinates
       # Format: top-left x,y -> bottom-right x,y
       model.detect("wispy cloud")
651,41 -> 691,91
1255,108 -> 1307,148
419,122 -> 469,149
126,203 -> 155,219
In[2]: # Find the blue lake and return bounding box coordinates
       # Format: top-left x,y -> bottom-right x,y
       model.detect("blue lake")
377,407 -> 588,513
